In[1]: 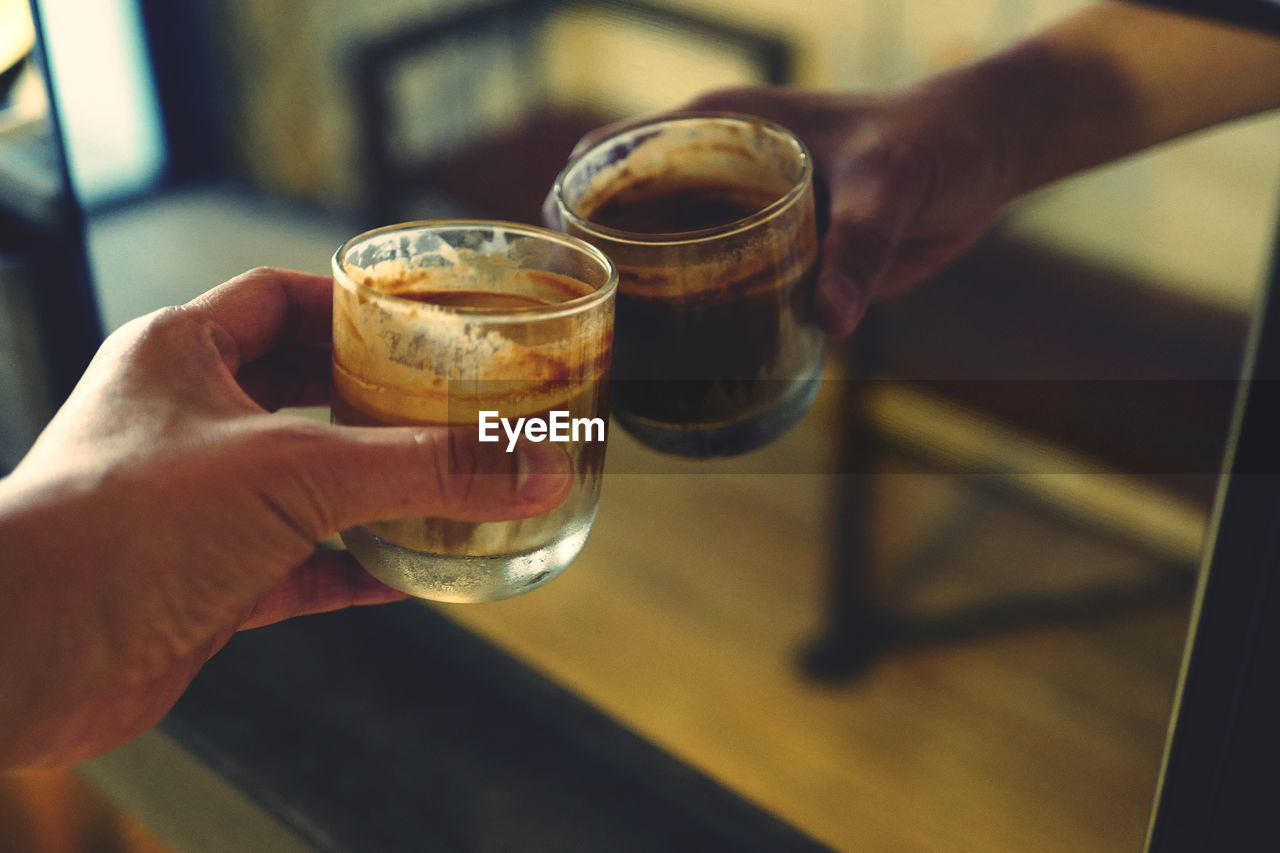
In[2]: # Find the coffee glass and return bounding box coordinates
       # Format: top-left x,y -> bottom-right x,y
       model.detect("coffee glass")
552,113 -> 823,457
331,221 -> 616,602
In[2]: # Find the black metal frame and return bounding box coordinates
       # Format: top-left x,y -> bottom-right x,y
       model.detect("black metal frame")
134,0 -> 227,187
12,2 -> 103,402
1131,3 -> 1280,848
162,600 -> 831,852
1144,207 -> 1280,852
350,0 -> 793,224
1131,0 -> 1280,33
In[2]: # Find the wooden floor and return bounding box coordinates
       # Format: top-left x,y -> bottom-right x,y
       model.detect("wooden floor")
0,769 -> 169,853
0,365 -> 1194,852
437,372 -> 1195,853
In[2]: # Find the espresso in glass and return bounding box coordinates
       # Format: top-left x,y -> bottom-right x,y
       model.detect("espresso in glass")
553,113 -> 823,457
332,221 -> 616,602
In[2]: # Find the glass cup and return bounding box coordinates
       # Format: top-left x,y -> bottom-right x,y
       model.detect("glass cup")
552,112 -> 823,458
331,221 -> 617,602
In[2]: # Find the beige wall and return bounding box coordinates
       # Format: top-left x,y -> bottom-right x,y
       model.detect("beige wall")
633,0 -> 1280,312
214,0 -> 1279,311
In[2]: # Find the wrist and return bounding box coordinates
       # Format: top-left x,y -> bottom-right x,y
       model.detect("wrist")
914,37 -> 1142,203
0,475 -> 115,769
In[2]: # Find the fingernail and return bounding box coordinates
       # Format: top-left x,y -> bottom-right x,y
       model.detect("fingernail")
816,275 -> 866,336
515,444 -> 571,504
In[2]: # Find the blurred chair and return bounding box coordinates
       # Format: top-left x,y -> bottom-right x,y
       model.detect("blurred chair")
804,230 -> 1247,679
349,0 -> 792,226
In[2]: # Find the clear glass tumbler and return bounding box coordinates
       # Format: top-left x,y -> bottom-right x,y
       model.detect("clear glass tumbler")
553,113 -> 823,457
331,221 -> 616,602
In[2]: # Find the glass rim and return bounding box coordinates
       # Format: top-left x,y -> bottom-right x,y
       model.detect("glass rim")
332,219 -> 619,322
552,111 -> 813,247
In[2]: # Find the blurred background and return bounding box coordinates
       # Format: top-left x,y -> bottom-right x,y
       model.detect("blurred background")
2,0 -> 1278,850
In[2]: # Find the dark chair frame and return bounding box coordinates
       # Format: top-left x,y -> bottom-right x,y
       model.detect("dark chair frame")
803,233 -> 1247,680
348,0 -> 793,225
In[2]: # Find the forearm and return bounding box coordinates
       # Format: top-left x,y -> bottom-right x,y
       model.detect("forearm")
918,2 -> 1280,199
0,479 -> 86,767
0,472 -> 137,769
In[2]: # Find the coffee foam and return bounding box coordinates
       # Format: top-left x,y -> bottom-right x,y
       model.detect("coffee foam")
333,263 -> 610,424
613,220 -> 818,303
561,117 -> 815,302
569,176 -> 816,304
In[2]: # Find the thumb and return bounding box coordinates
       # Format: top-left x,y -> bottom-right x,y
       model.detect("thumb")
244,420 -> 574,541
814,208 -> 895,337
813,149 -> 918,337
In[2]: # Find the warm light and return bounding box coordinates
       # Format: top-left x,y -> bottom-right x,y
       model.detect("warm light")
35,0 -> 166,205
0,0 -> 35,74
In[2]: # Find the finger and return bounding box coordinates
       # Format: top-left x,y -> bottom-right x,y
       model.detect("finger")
546,100 -> 795,231
235,548 -> 409,632
545,111 -> 680,230
872,222 -> 994,299
814,143 -> 934,336
562,98 -> 783,172
814,185 -> 899,337
681,85 -> 796,123
541,188 -> 564,231
243,419 -> 575,541
815,225 -> 878,337
181,267 -> 334,374
565,112 -> 662,160
680,86 -> 858,145
236,342 -> 334,411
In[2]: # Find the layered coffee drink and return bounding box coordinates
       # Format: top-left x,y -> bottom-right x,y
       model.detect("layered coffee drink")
332,222 -> 615,602
553,114 -> 823,457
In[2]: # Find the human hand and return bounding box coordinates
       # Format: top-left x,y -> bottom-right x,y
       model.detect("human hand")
0,268 -> 572,769
670,11 -> 1280,336
678,86 -> 1018,336
549,86 -> 1016,337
